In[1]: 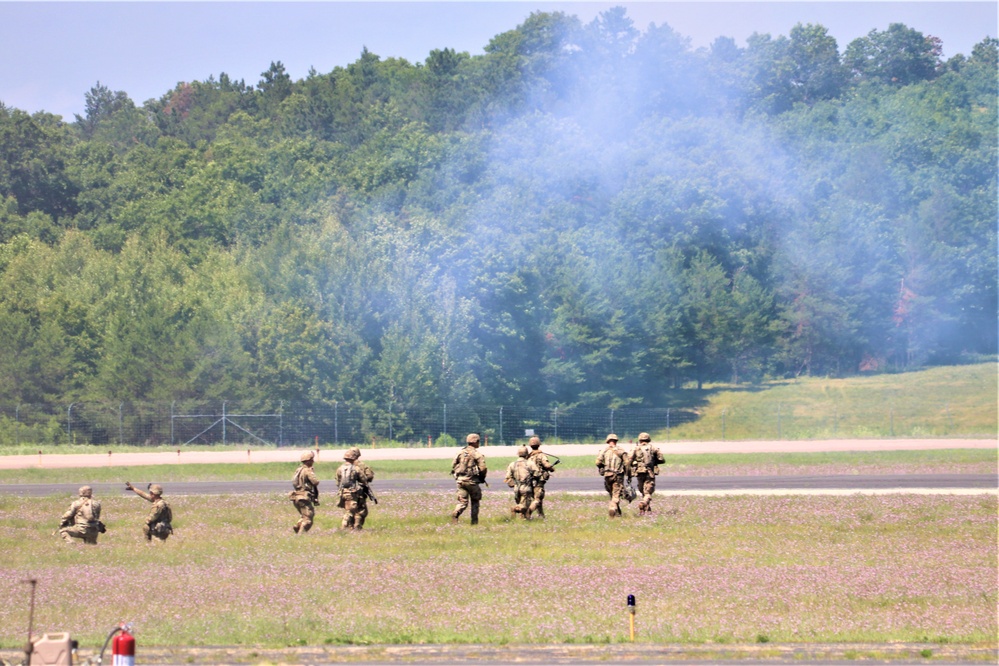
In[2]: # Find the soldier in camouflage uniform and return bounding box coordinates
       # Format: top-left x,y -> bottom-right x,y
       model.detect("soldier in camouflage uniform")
628,432 -> 666,515
527,436 -> 556,518
290,450 -> 320,534
504,446 -> 538,519
125,482 -> 173,541
450,433 -> 487,525
336,447 -> 375,530
59,485 -> 103,545
595,434 -> 631,518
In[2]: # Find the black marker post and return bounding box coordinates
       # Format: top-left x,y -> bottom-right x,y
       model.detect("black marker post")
627,594 -> 636,641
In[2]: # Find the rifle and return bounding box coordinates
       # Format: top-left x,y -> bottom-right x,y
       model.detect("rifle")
362,483 -> 378,505
548,453 -> 562,467
309,486 -> 320,506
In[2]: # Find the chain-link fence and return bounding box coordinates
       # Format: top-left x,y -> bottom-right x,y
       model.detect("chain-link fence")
0,398 -> 986,447
0,401 -> 699,447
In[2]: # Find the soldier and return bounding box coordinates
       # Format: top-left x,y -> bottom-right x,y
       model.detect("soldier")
595,434 -> 631,518
628,432 -> 666,515
450,433 -> 487,524
58,485 -> 103,545
527,436 -> 557,518
289,451 -> 320,534
504,446 -> 538,519
125,482 -> 173,542
336,447 -> 375,530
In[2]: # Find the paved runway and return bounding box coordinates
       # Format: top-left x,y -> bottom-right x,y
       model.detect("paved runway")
2,473 -> 994,497
1,438 -> 994,470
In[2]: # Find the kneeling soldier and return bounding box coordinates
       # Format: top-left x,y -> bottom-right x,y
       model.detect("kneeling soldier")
336,447 -> 375,530
125,482 -> 173,542
59,485 -> 103,545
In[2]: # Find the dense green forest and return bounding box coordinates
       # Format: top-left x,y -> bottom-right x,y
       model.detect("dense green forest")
1,9 -> 996,413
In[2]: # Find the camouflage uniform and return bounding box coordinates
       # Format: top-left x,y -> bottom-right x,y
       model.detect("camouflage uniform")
595,434 -> 631,518
451,434 -> 487,524
504,446 -> 538,519
527,437 -> 556,518
336,447 -> 375,530
59,486 -> 102,545
126,483 -> 173,541
290,451 -> 320,534
628,432 -> 665,515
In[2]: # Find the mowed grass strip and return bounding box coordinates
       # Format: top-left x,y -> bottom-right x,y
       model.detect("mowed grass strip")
0,449 -> 995,485
1,492 -> 995,648
667,362 -> 997,440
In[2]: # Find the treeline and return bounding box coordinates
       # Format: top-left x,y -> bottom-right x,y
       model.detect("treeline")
0,9 -> 995,414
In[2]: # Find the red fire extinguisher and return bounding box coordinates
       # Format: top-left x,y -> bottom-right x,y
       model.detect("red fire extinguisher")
110,626 -> 135,666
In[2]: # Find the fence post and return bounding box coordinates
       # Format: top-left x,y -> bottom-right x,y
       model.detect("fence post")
554,407 -> 559,444
666,408 -> 670,442
15,404 -> 20,447
67,403 -> 75,442
498,406 -> 503,445
119,402 -> 124,445
279,401 -> 284,447
222,401 -> 227,446
610,408 -> 615,434
443,403 -> 447,439
334,400 -> 339,445
170,401 -> 175,446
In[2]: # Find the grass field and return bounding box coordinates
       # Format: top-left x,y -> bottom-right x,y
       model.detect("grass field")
1,489 -> 995,650
666,362 -> 997,440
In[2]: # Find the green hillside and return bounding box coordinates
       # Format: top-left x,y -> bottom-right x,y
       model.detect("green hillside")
0,10 -> 995,422
666,362 -> 998,440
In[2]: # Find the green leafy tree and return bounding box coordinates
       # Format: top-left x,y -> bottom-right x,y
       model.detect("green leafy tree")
844,23 -> 941,85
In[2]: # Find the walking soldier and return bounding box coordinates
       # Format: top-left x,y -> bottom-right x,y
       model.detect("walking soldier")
595,434 -> 631,518
504,446 -> 538,519
336,447 -> 375,530
451,433 -> 487,524
527,436 -> 556,518
628,432 -> 666,515
290,451 -> 320,534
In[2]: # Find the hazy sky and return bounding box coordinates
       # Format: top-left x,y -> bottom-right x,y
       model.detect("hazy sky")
2,1 -> 996,119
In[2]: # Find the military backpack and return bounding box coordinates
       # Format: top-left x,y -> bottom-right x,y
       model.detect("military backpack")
453,449 -> 480,478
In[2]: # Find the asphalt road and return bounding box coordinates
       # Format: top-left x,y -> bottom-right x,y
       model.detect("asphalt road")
2,473 -> 995,497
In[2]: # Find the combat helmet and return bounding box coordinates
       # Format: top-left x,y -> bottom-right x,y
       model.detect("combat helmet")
638,432 -> 651,442
78,485 -> 93,498
605,433 -> 619,443
344,447 -> 361,461
528,436 -> 541,449
300,450 -> 315,462
466,433 -> 481,445
517,446 -> 529,458
148,484 -> 163,496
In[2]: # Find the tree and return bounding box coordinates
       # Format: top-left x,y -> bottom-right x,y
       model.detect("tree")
844,23 -> 941,85
0,106 -> 78,221
257,61 -> 293,116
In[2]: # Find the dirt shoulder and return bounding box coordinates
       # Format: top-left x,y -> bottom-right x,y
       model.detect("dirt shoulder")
4,642 -> 997,664
0,438 -> 994,470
